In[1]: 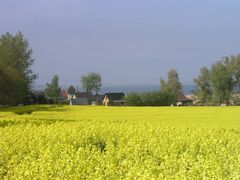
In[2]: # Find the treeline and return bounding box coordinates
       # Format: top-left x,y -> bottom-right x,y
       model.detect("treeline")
44,72 -> 102,103
1,31 -> 240,106
125,69 -> 182,106
125,57 -> 240,106
194,55 -> 240,105
125,91 -> 177,106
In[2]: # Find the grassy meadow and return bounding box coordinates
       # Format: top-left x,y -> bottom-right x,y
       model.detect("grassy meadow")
0,105 -> 240,179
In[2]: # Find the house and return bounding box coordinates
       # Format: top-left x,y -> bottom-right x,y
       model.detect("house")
177,92 -> 193,106
94,95 -> 105,105
70,92 -> 104,105
60,90 -> 69,101
70,98 -> 88,105
185,94 -> 198,105
102,93 -> 125,106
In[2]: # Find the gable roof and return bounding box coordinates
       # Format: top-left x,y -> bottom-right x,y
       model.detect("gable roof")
177,92 -> 192,102
104,93 -> 125,101
60,90 -> 68,99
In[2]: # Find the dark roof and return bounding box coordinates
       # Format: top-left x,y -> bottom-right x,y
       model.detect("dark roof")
74,92 -> 94,99
105,93 -> 125,101
177,92 -> 192,102
60,90 -> 68,99
95,95 -> 104,101
71,98 -> 88,105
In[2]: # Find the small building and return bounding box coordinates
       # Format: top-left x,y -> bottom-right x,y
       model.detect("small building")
70,92 -> 104,105
177,92 -> 193,106
60,90 -> 69,101
70,98 -> 89,105
103,93 -> 125,106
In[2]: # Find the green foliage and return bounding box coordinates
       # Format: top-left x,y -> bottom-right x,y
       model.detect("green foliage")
124,93 -> 143,106
81,72 -> 102,94
45,75 -> 61,103
193,54 -> 240,105
67,85 -> 76,96
210,61 -> 234,105
160,69 -> 182,94
125,91 -> 177,106
0,32 -> 36,105
193,67 -> 212,104
1,106 -> 240,178
223,55 -> 240,90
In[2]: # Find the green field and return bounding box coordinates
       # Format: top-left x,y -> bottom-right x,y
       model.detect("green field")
0,106 -> 240,179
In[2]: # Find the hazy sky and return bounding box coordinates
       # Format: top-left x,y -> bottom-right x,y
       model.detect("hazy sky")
1,0 -> 240,86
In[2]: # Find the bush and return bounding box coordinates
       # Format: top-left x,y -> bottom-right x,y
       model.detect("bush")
125,91 -> 177,106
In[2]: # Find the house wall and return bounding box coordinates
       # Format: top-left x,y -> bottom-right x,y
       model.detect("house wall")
103,96 -> 109,106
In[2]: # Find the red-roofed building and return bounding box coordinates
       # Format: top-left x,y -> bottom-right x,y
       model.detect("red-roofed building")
177,92 -> 193,106
60,90 -> 69,101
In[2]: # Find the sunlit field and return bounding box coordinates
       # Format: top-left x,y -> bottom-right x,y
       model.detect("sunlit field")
0,105 -> 240,179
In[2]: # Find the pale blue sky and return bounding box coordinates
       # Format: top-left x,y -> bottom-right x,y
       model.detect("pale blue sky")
1,0 -> 240,86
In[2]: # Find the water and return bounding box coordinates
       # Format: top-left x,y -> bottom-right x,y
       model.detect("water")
99,85 -> 195,94
35,84 -> 195,95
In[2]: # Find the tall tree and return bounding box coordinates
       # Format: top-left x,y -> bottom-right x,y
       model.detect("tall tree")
81,72 -> 102,94
223,54 -> 240,90
210,61 -> 234,105
160,78 -> 169,92
160,69 -> 182,94
193,67 -> 212,104
0,31 -> 37,105
45,75 -> 61,103
67,85 -> 76,96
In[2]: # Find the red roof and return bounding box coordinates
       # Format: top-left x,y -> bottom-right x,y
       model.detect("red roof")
177,92 -> 192,102
60,90 -> 68,99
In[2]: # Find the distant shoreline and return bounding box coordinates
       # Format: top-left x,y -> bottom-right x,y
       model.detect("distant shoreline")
34,84 -> 195,94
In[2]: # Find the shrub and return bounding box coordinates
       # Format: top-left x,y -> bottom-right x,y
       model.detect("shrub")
125,91 -> 177,106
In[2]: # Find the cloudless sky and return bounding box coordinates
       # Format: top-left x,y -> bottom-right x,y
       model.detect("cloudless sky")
1,0 -> 240,86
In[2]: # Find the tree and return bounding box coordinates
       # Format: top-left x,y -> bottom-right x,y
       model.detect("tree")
81,72 -> 102,94
160,69 -> 182,94
0,31 -> 37,105
45,75 -> 61,103
223,54 -> 240,91
0,61 -> 26,105
124,93 -> 143,106
210,61 -> 234,105
67,85 -> 76,96
193,67 -> 212,104
160,78 -> 169,92
124,91 -> 177,106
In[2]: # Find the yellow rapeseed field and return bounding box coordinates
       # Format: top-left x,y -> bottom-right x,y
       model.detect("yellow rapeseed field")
0,105 -> 240,179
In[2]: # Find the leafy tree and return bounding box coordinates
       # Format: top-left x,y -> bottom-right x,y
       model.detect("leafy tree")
67,85 -> 76,96
210,61 -> 234,105
160,78 -> 169,92
160,69 -> 182,94
81,72 -> 102,94
29,91 -> 48,104
45,75 -> 61,103
0,61 -> 26,105
0,31 -> 37,105
223,54 -> 240,90
124,93 -> 142,106
193,67 -> 212,104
